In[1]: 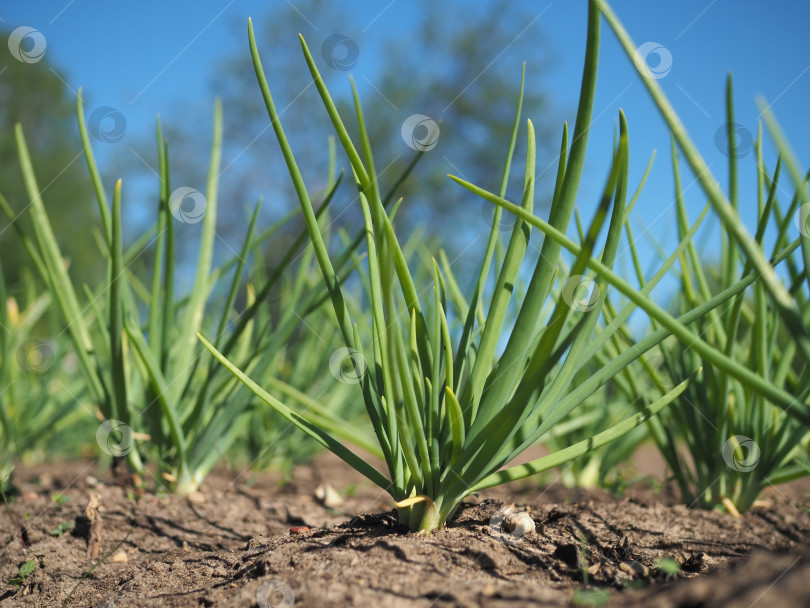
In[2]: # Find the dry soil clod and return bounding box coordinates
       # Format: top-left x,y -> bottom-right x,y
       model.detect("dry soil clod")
85,492 -> 103,560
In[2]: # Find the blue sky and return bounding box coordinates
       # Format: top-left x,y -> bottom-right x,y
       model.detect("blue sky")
2,1 -> 809,303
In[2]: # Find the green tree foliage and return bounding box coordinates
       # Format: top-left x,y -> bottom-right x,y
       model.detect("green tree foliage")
0,28 -> 98,289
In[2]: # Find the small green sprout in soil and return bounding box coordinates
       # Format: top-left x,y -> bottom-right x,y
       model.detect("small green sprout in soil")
570,531 -> 611,606
656,557 -> 681,578
8,559 -> 35,589
51,493 -> 70,506
50,521 -> 75,537
571,587 -> 611,607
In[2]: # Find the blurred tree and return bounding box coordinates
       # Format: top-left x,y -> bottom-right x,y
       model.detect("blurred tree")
148,0 -> 557,262
0,28 -> 99,290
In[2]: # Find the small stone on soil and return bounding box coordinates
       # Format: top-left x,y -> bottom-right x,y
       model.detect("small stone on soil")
503,511 -> 535,536
290,526 -> 310,534
186,491 -> 206,505
315,483 -> 344,508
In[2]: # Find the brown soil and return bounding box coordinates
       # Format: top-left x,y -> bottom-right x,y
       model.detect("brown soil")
1,454 -> 808,608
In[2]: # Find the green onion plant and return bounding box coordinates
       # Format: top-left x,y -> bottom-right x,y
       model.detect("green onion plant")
0,269 -> 90,487
539,376 -> 649,491
593,0 -> 810,512
199,5 -> 750,532
4,95 -> 335,492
